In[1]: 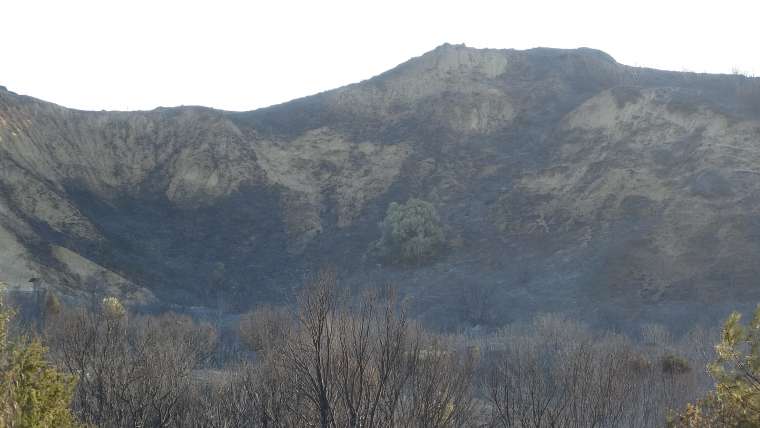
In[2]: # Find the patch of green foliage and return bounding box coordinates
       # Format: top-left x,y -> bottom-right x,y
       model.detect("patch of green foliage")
378,198 -> 445,265
0,282 -> 82,427
660,353 -> 690,375
670,305 -> 760,427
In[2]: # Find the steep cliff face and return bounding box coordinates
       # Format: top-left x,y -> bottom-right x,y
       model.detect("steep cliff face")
1,44 -> 759,329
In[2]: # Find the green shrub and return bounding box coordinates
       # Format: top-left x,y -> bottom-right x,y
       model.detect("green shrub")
660,353 -> 691,375
101,296 -> 126,319
379,198 -> 445,264
3,340 -> 80,427
669,307 -> 760,426
0,282 -> 81,427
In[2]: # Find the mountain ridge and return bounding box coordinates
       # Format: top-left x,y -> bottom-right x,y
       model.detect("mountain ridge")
1,45 -> 760,331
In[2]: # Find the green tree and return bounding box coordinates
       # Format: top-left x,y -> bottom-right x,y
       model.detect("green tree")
670,305 -> 760,427
0,281 -> 81,427
379,199 -> 446,264
2,340 -> 80,427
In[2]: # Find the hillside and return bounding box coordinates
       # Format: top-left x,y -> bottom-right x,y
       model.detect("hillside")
2,43 -> 760,330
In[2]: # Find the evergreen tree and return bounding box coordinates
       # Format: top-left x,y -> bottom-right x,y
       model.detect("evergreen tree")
670,305 -> 760,427
0,281 -> 81,427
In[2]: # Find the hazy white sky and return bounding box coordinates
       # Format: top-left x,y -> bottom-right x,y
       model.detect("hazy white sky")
2,0 -> 758,112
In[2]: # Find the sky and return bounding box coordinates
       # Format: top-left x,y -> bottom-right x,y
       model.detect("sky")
2,0 -> 759,112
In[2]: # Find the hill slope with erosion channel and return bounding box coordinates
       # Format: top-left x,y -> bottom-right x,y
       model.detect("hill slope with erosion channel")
1,44 -> 760,331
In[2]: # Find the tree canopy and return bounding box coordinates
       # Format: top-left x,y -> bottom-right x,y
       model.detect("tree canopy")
0,282 -> 81,427
670,305 -> 760,427
379,198 -> 446,264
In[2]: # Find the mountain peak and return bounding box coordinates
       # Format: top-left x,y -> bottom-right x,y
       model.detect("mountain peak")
575,47 -> 617,63
431,42 -> 469,51
425,43 -> 617,62
379,43 -> 511,82
391,43 -> 621,83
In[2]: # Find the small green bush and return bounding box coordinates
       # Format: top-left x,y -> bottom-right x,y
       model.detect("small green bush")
101,296 -> 126,319
379,198 -> 445,264
661,353 -> 691,375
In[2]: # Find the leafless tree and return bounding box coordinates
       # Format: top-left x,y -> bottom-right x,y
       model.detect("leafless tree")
34,271 -> 718,428
45,306 -> 216,427
478,315 -> 703,427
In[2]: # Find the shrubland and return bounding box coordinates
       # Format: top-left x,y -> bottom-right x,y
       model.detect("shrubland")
2,271 -> 757,427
